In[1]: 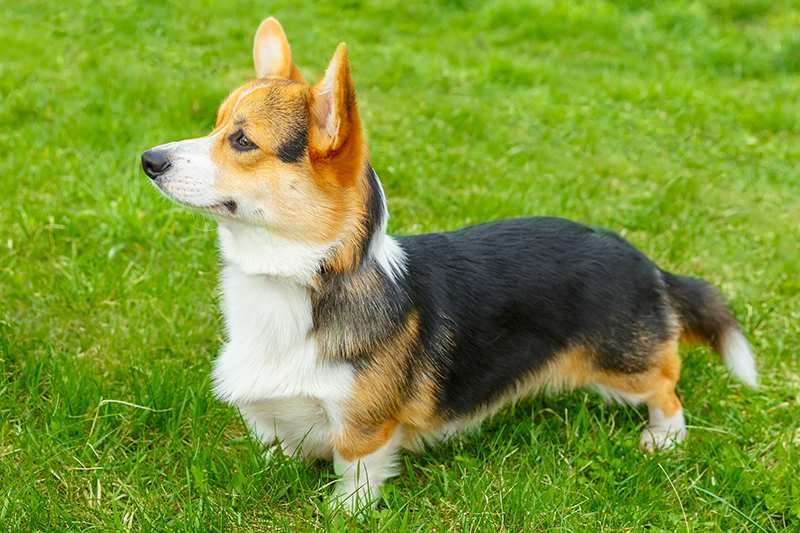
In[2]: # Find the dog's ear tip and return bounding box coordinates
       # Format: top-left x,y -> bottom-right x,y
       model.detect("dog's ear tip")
255,17 -> 288,41
334,42 -> 349,58
259,16 -> 281,28
253,17 -> 293,78
328,43 -> 351,73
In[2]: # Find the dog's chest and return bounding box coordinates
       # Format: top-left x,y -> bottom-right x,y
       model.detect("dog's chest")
211,264 -> 354,406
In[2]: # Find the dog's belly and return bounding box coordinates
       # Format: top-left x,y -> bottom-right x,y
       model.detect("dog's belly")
238,397 -> 336,460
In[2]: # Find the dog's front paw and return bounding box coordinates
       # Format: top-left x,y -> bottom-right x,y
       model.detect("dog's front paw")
262,441 -> 300,463
262,443 -> 282,463
328,479 -> 379,516
639,425 -> 687,452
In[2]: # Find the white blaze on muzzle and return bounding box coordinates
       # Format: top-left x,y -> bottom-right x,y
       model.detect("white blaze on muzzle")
146,135 -> 221,208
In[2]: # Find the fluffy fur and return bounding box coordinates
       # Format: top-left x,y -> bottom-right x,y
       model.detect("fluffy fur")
141,17 -> 757,514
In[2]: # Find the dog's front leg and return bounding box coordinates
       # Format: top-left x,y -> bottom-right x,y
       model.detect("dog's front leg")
330,420 -> 404,514
239,400 -> 334,461
238,402 -> 279,451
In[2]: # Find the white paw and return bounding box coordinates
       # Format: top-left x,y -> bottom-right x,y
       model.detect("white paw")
639,425 -> 687,452
263,441 -> 303,463
262,443 -> 281,463
329,480 -> 378,515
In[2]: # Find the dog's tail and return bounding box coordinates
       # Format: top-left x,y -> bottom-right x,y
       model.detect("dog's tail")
663,271 -> 757,387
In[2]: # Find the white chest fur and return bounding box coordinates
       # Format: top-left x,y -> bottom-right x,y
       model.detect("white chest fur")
212,262 -> 354,404
212,257 -> 354,457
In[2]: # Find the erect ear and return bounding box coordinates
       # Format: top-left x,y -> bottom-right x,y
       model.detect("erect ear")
252,17 -> 303,81
310,43 -> 358,155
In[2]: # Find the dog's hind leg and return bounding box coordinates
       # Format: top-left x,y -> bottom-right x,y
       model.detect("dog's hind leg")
592,338 -> 687,452
638,340 -> 686,451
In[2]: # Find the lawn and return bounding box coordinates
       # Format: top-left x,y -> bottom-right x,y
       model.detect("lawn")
1,0 -> 799,530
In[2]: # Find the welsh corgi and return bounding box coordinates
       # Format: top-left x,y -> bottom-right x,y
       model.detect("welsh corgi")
141,17 -> 757,513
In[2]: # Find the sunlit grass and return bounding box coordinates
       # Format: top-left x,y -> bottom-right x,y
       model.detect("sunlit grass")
1,0 -> 799,530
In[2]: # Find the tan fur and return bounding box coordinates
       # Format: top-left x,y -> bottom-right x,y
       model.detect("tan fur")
397,367 -> 442,431
592,338 -> 683,417
210,81 -> 354,244
438,346 -> 593,433
339,338 -> 684,450
335,419 -> 399,463
344,311 -> 423,427
309,44 -> 373,273
438,338 -> 683,434
337,310 -> 443,459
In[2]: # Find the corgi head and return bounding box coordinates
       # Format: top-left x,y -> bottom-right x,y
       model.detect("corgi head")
142,18 -> 390,281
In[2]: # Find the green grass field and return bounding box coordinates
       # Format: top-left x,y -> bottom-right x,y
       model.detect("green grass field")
2,0 -> 799,530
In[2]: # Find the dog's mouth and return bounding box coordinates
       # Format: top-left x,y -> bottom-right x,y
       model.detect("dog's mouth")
149,179 -> 238,216
205,200 -> 238,215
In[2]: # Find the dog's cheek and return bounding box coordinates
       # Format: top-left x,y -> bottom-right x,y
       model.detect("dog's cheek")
274,176 -> 340,241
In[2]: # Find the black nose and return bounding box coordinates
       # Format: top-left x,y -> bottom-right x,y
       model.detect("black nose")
141,149 -> 172,179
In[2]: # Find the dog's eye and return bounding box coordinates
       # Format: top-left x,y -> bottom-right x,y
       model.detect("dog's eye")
230,130 -> 257,152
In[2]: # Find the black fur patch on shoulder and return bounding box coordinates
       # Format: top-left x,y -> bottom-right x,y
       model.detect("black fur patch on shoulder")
312,259 -> 413,362
276,126 -> 307,163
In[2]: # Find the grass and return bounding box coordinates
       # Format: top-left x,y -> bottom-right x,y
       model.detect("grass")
1,0 -> 799,530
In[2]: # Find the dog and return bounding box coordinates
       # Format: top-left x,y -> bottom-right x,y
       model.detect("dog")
141,17 -> 757,513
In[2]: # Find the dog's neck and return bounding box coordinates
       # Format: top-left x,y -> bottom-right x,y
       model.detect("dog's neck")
216,219 -> 334,285
217,166 -> 411,362
216,165 -> 405,288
